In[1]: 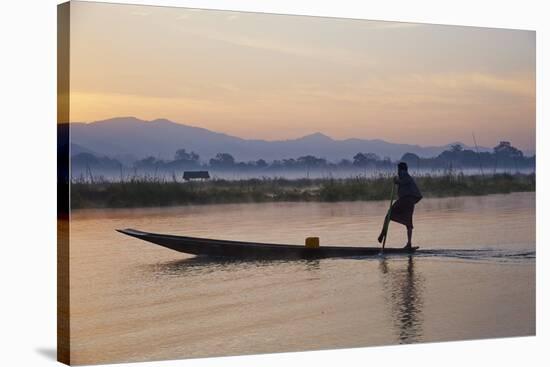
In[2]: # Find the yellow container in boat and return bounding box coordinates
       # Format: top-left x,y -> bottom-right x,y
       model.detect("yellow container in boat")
305,237 -> 320,248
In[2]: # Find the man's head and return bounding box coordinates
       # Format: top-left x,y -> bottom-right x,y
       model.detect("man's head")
398,162 -> 408,172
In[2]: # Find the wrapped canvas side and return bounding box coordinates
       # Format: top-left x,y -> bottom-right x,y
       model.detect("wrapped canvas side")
57,2 -> 70,365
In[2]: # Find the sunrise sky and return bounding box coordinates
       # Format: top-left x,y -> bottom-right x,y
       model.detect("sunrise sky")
68,1 -> 536,150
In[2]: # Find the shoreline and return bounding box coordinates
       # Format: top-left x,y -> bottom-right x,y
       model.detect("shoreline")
70,173 -> 535,209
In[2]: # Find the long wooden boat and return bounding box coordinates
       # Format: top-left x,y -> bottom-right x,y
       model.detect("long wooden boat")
117,228 -> 418,260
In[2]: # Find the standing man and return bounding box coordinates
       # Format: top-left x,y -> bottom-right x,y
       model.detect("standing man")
378,162 -> 423,249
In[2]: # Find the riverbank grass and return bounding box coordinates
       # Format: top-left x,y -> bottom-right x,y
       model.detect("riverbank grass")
71,173 -> 535,209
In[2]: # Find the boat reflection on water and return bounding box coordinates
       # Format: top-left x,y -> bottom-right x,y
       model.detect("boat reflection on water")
143,256 -> 322,280
144,256 -> 274,279
379,256 -> 424,344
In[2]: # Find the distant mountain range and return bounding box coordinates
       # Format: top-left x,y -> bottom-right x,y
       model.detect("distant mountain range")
69,117 -> 501,163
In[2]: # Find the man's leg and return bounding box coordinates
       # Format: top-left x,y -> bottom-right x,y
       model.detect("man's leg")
405,226 -> 413,248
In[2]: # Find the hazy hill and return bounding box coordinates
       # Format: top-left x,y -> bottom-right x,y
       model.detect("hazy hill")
69,117 -> 493,163
71,143 -> 97,156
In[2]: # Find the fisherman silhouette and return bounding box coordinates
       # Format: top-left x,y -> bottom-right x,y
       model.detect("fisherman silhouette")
378,162 -> 422,248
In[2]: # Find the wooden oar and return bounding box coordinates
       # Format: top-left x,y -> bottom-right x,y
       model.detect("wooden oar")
381,182 -> 396,253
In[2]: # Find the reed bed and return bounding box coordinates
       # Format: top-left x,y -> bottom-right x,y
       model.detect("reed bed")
70,173 -> 535,209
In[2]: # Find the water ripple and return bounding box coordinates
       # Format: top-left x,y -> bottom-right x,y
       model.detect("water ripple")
415,248 -> 535,263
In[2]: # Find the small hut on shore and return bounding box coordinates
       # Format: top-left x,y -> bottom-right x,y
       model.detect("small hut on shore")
183,170 -> 210,181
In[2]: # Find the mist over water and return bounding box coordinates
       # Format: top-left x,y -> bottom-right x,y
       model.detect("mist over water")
71,166 -> 536,182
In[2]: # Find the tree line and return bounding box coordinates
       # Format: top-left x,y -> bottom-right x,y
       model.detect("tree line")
71,141 -> 535,174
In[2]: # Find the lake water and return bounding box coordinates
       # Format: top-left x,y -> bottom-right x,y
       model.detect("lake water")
69,192 -> 535,365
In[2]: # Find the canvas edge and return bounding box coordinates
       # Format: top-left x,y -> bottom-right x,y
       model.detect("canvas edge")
57,1 -> 71,365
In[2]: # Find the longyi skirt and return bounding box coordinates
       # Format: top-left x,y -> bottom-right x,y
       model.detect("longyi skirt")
390,196 -> 418,228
